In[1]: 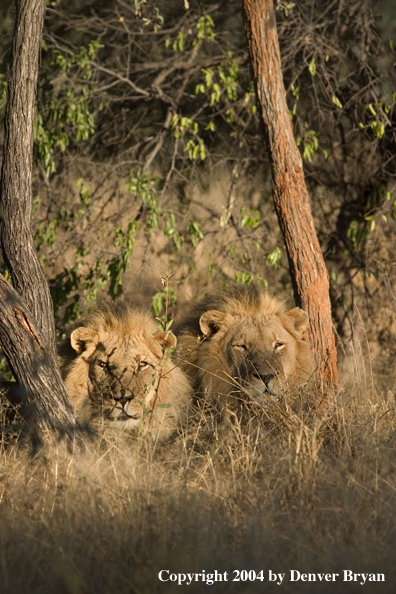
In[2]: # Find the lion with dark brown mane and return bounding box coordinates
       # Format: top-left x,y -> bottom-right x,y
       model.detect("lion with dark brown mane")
59,302 -> 191,441
176,284 -> 315,414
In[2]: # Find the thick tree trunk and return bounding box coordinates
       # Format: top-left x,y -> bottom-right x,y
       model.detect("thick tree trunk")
0,0 -> 56,358
242,0 -> 338,387
0,277 -> 77,437
0,0 -> 79,435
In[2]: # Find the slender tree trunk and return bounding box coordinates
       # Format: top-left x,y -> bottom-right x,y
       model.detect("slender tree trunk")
242,0 -> 338,387
0,0 -> 78,435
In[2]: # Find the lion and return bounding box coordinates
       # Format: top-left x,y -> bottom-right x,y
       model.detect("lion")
58,302 -> 191,441
175,284 -> 315,414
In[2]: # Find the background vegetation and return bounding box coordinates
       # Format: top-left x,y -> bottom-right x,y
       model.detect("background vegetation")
1,0 -> 396,590
1,1 -> 395,383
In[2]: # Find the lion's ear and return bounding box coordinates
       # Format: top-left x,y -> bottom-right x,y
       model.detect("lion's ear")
70,327 -> 99,354
199,310 -> 233,337
153,330 -> 177,352
280,307 -> 310,338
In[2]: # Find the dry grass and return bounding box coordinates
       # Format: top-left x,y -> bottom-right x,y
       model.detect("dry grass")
1,368 -> 396,593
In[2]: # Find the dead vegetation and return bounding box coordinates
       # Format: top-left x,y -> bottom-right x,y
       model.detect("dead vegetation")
1,354 -> 396,593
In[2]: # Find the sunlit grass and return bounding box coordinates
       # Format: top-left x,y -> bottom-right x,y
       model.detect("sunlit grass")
1,362 -> 396,593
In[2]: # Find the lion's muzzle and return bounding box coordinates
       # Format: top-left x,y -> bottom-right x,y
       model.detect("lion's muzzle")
252,372 -> 279,398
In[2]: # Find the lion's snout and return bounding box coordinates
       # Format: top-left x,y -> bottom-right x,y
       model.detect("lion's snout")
252,371 -> 278,396
112,388 -> 135,407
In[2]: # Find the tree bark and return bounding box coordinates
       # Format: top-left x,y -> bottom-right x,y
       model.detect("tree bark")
0,0 -> 79,435
0,0 -> 56,358
0,276 -> 77,437
242,0 -> 339,387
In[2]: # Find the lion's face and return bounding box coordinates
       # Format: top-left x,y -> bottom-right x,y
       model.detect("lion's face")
70,326 -> 176,428
199,307 -> 312,400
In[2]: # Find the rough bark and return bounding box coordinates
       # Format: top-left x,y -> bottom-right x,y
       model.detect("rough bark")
0,0 -> 79,435
0,0 -> 56,358
0,276 -> 77,437
242,0 -> 339,387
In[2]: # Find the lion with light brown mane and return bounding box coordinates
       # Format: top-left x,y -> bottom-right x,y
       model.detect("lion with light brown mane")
175,284 -> 315,414
59,302 -> 191,441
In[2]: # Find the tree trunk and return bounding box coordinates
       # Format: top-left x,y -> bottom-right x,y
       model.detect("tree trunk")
0,0 -> 78,435
242,0 -> 339,387
0,277 -> 77,437
0,0 -> 56,358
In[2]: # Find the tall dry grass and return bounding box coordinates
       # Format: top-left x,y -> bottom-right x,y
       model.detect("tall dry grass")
1,358 -> 396,594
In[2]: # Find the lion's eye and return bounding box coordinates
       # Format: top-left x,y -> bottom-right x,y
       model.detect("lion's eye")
138,361 -> 150,370
232,344 -> 247,351
274,342 -> 286,351
97,361 -> 108,369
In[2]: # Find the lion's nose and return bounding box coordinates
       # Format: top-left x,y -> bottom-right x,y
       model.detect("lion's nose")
260,373 -> 276,384
253,371 -> 275,384
253,372 -> 279,397
113,389 -> 134,406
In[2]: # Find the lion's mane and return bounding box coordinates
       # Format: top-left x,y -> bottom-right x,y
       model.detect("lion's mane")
59,302 -> 191,441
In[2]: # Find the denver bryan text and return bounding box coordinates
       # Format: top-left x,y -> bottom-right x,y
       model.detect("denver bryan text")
289,570 -> 385,585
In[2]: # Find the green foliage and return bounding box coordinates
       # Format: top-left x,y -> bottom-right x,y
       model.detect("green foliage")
266,247 -> 282,270
195,15 -> 215,45
33,174 -> 140,327
49,218 -> 140,327
208,258 -> 216,277
296,129 -> 319,162
234,271 -> 253,284
77,178 -> 91,207
277,1 -> 296,15
171,115 -> 198,138
164,212 -> 182,252
241,207 -> 260,229
358,98 -> 396,139
108,222 -> 139,298
345,187 -> 396,260
277,0 -> 396,310
308,57 -> 316,77
187,218 -> 204,248
165,14 -> 214,52
2,0 -> 393,340
172,32 -> 186,52
38,162 -> 208,327
184,138 -> 206,161
128,168 -> 160,231
195,52 -> 239,107
171,115 -> 206,161
234,271 -> 268,287
152,286 -> 177,319
219,53 -> 239,102
34,41 -> 100,176
142,7 -> 164,31
35,219 -> 58,251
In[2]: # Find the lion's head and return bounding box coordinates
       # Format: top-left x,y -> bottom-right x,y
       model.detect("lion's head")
176,285 -> 315,410
59,303 -> 191,440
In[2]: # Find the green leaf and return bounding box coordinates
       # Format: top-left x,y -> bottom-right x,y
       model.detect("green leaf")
308,58 -> 316,77
367,103 -> 376,115
332,95 -> 343,109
